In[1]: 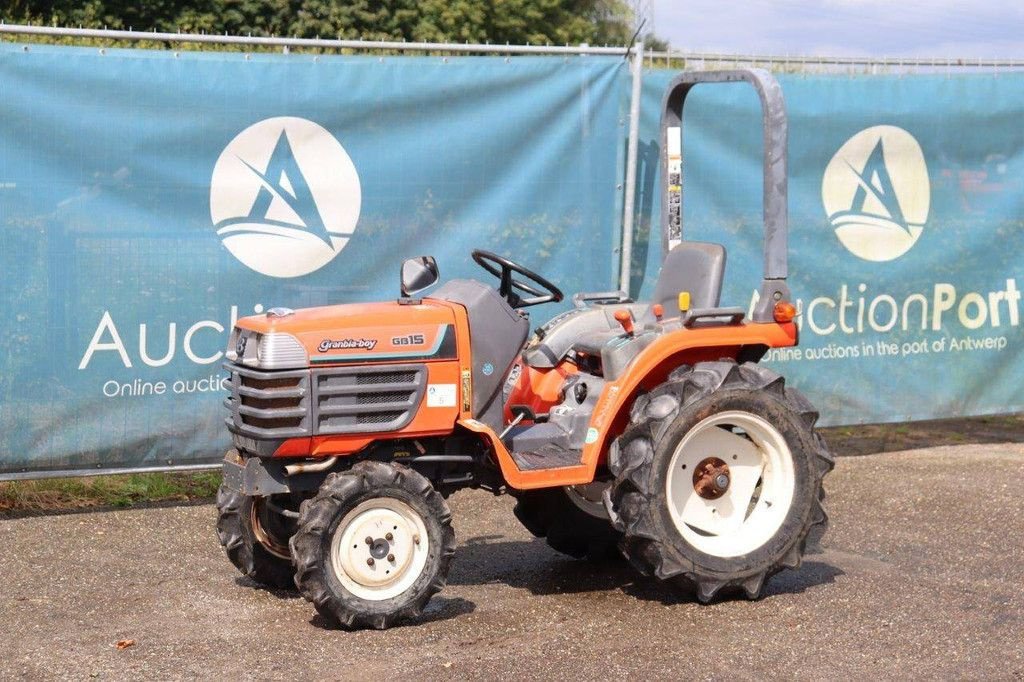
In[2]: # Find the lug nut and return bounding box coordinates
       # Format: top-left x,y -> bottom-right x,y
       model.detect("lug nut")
385,532 -> 394,541
366,557 -> 374,566
387,554 -> 395,562
715,474 -> 730,489
364,536 -> 373,545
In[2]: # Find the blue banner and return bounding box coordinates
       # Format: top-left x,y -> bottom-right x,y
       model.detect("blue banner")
3,43 -> 1023,478
630,71 -> 1024,426
0,44 -> 629,476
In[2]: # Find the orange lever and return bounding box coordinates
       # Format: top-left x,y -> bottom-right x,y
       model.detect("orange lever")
613,309 -> 635,336
652,303 -> 664,321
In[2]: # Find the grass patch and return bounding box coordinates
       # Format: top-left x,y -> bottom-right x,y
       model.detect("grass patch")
0,471 -> 221,515
822,413 -> 1024,457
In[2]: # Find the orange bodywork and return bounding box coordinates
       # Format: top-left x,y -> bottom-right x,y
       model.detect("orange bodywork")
235,299 -> 475,457
234,296 -> 797,491
237,300 -> 462,364
503,358 -> 577,423
465,320 -> 797,490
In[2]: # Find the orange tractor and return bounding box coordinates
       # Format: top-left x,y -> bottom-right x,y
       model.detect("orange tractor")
216,69 -> 832,629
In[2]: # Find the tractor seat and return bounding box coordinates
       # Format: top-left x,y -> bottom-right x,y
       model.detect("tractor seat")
651,241 -> 727,318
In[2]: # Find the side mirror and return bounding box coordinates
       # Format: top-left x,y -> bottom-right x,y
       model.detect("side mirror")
400,256 -> 440,297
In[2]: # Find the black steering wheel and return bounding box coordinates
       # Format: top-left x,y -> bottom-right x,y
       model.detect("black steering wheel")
471,250 -> 564,308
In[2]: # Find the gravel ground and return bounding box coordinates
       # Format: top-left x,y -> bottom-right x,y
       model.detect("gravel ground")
1,442 -> 1022,681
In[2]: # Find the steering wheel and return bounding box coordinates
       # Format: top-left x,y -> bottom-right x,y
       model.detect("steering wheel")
471,250 -> 564,308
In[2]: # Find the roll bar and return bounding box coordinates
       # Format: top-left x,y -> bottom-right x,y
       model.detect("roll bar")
659,69 -> 790,323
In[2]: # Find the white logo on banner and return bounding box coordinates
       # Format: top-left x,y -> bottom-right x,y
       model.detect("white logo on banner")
822,125 -> 929,262
210,117 -> 361,278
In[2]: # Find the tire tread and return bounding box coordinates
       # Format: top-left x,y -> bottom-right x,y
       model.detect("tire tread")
607,360 -> 834,602
289,461 -> 456,630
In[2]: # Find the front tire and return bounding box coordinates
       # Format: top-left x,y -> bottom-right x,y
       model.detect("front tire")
289,461 -> 456,630
606,360 -> 833,602
215,486 -> 296,589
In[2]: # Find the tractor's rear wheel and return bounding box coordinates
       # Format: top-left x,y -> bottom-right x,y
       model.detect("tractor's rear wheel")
513,483 -> 622,561
215,486 -> 296,589
289,461 -> 456,630
606,360 -> 833,602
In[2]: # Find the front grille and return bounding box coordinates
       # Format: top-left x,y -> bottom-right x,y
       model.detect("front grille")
224,362 -> 427,439
313,364 -> 426,434
223,364 -> 310,438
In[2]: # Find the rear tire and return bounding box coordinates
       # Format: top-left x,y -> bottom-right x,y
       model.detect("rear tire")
215,485 -> 296,589
606,360 -> 833,602
513,484 -> 622,561
289,461 -> 456,630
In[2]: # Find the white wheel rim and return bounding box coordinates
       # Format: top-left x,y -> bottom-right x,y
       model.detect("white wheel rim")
665,410 -> 795,558
329,498 -> 430,601
564,481 -> 611,520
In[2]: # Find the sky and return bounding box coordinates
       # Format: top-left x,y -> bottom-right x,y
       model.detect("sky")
650,0 -> 1024,59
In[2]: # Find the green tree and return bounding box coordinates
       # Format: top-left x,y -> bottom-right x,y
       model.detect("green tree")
8,0 -> 636,46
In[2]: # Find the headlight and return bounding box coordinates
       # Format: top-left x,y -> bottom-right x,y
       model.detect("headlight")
227,328 -> 307,369
254,332 -> 308,369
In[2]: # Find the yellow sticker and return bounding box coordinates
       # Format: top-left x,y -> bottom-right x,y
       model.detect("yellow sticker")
460,369 -> 472,412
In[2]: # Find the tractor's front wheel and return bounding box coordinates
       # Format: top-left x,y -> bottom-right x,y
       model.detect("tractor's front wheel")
289,461 -> 456,629
606,360 -> 833,602
215,486 -> 296,589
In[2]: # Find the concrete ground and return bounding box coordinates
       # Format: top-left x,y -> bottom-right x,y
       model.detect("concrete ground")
1,442 -> 1022,680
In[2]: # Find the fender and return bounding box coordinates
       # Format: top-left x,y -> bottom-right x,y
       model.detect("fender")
580,321 -> 798,477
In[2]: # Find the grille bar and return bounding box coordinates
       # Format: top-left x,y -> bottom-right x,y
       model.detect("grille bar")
236,384 -> 306,399
236,404 -> 307,419
316,400 -> 417,417
315,381 -> 420,397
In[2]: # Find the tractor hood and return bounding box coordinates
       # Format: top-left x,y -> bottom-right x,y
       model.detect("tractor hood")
229,300 -> 460,368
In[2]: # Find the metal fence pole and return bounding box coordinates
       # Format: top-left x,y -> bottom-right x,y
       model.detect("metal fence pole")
619,40 -> 644,294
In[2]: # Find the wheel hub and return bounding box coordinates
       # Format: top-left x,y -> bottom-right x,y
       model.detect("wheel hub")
665,410 -> 797,558
369,538 -> 390,560
692,457 -> 731,499
250,498 -> 292,560
331,498 -> 430,601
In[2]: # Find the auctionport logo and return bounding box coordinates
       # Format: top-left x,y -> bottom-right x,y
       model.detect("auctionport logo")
210,117 -> 361,278
822,125 -> 929,262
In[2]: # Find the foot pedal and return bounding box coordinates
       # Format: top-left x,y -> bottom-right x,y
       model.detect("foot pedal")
510,444 -> 582,471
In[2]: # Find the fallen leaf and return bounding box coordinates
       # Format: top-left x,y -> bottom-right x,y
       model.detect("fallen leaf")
115,639 -> 135,650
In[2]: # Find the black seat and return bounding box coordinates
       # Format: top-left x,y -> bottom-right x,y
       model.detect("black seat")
650,242 -> 727,318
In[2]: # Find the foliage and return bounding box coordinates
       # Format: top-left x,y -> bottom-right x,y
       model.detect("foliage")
8,0 -> 636,47
0,471 -> 221,514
